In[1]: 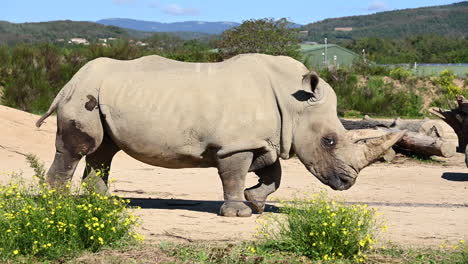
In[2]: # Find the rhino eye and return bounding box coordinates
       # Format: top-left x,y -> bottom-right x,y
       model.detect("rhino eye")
321,135 -> 337,148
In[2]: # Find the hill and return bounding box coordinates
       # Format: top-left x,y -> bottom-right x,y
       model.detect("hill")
303,1 -> 468,41
0,20 -> 135,45
0,20 -> 222,45
97,18 -> 240,34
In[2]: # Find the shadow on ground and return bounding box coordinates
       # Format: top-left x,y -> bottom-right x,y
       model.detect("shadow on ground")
127,198 -> 280,215
441,172 -> 468,182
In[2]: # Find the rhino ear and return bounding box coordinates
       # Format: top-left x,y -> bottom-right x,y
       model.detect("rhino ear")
302,71 -> 319,92
302,71 -> 323,103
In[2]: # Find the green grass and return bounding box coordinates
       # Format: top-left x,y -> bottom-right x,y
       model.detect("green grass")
157,241 -> 467,264
0,154 -> 143,262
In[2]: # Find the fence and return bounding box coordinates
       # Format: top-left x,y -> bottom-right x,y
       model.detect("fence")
379,63 -> 468,77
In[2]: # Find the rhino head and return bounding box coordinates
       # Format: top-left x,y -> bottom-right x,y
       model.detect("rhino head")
290,72 -> 404,190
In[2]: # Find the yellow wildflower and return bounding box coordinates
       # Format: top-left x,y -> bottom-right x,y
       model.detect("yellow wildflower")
248,246 -> 256,253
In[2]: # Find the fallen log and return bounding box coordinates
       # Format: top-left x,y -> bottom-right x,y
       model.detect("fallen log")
395,130 -> 455,158
341,118 -> 456,158
340,116 -> 444,137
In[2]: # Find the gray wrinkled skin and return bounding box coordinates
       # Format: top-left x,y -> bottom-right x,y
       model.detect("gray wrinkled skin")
37,54 -> 404,217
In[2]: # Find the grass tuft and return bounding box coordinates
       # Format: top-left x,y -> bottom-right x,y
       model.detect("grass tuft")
256,193 -> 384,262
0,155 -> 143,261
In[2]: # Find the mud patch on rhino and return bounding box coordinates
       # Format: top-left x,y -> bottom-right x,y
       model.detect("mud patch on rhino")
62,120 -> 96,155
85,95 -> 98,111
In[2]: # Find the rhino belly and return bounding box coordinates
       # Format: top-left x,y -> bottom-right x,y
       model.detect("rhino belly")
100,106 -> 217,169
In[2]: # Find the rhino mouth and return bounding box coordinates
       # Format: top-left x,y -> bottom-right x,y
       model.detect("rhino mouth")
306,164 -> 357,191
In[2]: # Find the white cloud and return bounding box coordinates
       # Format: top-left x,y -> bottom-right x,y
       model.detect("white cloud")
161,4 -> 200,16
366,1 -> 389,11
113,0 -> 136,5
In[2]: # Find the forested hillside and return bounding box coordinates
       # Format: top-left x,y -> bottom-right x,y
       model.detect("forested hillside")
341,35 -> 468,64
303,1 -> 468,41
0,20 -> 132,45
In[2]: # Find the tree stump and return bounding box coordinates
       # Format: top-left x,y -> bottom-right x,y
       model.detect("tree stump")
430,95 -> 468,167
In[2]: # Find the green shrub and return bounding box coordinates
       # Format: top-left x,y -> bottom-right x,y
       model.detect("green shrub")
437,70 -> 466,97
0,155 -> 143,261
389,67 -> 413,81
258,193 -> 384,262
320,69 -> 423,117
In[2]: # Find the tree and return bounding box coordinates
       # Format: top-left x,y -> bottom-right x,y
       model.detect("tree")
217,18 -> 300,60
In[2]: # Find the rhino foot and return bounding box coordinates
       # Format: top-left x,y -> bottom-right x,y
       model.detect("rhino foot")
220,202 -> 252,217
244,189 -> 266,213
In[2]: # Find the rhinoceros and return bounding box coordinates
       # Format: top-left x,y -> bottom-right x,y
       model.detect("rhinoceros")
36,54 -> 403,217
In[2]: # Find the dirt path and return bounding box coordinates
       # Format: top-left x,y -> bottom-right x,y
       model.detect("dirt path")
1,105 -> 467,247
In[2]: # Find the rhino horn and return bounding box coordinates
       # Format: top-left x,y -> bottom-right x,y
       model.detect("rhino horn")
345,129 -> 406,171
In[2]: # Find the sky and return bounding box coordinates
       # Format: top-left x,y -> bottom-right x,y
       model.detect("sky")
1,0 -> 462,25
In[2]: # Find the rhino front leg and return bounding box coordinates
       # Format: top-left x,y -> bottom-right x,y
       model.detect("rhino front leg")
217,152 -> 253,217
245,159 -> 281,213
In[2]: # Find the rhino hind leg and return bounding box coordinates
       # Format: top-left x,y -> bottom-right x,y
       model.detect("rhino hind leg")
245,159 -> 281,213
217,152 -> 254,217
82,135 -> 120,193
47,103 -> 104,189
47,149 -> 82,189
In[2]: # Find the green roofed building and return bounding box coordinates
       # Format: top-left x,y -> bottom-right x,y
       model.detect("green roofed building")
301,44 -> 360,69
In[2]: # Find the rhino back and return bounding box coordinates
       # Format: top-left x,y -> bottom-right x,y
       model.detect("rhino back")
98,55 -> 282,168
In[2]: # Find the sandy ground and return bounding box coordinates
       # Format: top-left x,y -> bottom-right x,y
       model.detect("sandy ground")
0,105 -> 467,247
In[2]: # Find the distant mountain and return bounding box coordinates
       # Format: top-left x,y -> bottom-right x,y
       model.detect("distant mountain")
303,1 -> 468,41
0,20 -> 134,45
97,18 -> 240,34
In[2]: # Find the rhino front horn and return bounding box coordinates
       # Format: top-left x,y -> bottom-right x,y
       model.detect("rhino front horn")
345,129 -> 406,171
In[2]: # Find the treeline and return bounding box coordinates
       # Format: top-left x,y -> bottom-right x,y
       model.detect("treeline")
340,35 -> 468,64
303,1 -> 468,41
0,20 -> 134,45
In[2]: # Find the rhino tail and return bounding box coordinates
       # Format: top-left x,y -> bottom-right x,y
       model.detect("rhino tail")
35,89 -> 63,128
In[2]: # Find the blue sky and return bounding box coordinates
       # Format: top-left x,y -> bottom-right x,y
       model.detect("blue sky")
1,0 -> 462,24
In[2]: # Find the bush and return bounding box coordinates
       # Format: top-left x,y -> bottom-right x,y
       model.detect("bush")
258,193 -> 384,262
389,67 -> 413,81
433,70 -> 463,98
0,155 -> 143,261
320,69 -> 423,117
